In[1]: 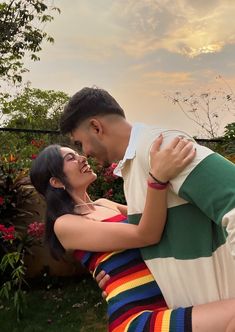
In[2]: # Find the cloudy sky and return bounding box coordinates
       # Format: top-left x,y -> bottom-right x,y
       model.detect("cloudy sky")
24,0 -> 235,137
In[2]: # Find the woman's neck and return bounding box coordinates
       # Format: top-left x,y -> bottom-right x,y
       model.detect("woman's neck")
70,189 -> 95,215
70,188 -> 91,204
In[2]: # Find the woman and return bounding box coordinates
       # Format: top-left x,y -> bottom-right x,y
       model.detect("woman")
30,136 -> 235,332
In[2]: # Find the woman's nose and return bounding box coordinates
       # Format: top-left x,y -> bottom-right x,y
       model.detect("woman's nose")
77,155 -> 87,163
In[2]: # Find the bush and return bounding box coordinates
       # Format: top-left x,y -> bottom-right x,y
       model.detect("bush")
88,161 -> 126,204
0,138 -> 47,320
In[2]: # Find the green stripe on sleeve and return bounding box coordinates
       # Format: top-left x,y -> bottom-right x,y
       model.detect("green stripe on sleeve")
128,203 -> 226,260
178,153 -> 235,226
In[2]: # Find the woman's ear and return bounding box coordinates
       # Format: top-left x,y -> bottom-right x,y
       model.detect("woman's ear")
49,177 -> 65,189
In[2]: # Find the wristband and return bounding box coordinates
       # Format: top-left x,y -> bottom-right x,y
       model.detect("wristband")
147,180 -> 168,190
149,172 -> 169,185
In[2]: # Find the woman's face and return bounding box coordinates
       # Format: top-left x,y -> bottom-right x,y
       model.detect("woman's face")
60,147 -> 97,190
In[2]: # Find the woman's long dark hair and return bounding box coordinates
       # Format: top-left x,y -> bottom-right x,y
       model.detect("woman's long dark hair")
30,144 -> 75,260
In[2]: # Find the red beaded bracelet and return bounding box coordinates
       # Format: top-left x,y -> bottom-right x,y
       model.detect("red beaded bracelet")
147,180 -> 168,190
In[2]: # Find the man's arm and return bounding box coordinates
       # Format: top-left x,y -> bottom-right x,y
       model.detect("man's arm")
171,149 -> 235,258
144,130 -> 235,258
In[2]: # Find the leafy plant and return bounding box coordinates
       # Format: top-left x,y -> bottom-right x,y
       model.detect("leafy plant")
221,122 -> 235,160
0,0 -> 60,83
88,162 -> 126,204
0,220 -> 45,320
0,134 -> 47,320
0,224 -> 27,321
0,86 -> 70,165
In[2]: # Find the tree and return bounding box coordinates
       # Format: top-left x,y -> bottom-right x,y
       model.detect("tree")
0,86 -> 69,157
1,85 -> 69,129
165,77 -> 235,138
222,122 -> 235,157
0,0 -> 60,84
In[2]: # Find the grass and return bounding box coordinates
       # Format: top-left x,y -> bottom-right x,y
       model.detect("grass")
0,276 -> 107,332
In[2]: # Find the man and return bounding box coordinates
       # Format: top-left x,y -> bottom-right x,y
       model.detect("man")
60,87 -> 235,309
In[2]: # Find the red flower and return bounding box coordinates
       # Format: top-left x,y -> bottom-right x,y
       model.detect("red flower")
0,196 -> 4,206
31,139 -> 45,148
31,154 -> 37,160
103,164 -> 118,180
7,226 -> 15,232
104,188 -> 113,199
0,225 -> 15,241
0,224 -> 6,232
2,233 -> 15,241
27,222 -> 45,239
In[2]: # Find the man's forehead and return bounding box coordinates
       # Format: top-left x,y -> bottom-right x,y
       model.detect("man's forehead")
70,128 -> 81,141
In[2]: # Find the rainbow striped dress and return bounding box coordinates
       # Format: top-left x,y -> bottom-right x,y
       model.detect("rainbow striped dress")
73,214 -> 192,331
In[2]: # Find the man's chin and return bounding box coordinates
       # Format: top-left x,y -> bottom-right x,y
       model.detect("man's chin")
94,158 -> 110,167
103,160 -> 111,168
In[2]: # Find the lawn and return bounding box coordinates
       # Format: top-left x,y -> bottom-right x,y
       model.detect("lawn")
0,276 -> 107,332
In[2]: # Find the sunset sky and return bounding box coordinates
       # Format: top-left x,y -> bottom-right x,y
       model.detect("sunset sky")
24,0 -> 235,137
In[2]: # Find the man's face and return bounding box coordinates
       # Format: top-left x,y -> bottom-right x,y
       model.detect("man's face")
71,125 -> 111,167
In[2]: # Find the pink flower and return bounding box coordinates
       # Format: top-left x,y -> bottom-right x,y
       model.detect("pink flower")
0,196 -> 4,206
111,163 -> 118,170
27,222 -> 45,239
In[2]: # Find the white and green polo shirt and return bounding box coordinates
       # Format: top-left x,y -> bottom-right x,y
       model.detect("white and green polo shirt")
116,123 -> 235,308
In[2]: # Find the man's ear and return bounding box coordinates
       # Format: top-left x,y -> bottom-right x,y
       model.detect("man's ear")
89,118 -> 103,137
49,177 -> 65,189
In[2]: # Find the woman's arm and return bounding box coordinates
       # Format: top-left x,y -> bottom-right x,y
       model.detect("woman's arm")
54,136 -> 196,252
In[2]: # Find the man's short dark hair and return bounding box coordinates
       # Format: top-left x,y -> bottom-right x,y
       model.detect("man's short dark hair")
60,87 -> 125,134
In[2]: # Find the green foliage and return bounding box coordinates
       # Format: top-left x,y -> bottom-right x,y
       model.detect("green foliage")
0,228 -> 27,321
1,85 -> 69,129
221,122 -> 235,158
88,161 -> 126,204
0,0 -> 60,83
0,86 -> 70,160
0,103 -> 49,321
0,153 -> 29,224
0,210 -> 45,321
0,277 -> 107,331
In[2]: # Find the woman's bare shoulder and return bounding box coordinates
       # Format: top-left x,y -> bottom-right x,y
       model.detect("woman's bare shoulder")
54,214 -> 84,233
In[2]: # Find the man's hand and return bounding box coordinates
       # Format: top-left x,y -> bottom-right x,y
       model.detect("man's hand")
95,270 -> 110,299
150,134 -> 196,183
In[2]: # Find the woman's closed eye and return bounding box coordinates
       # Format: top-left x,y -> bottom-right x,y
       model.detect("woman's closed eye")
63,152 -> 78,162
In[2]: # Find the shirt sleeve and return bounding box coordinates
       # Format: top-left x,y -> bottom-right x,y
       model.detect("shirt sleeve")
171,147 -> 235,259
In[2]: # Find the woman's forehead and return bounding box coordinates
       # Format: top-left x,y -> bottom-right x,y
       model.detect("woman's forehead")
60,146 -> 77,156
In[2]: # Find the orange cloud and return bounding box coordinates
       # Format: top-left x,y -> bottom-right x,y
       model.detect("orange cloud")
112,0 -> 235,58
